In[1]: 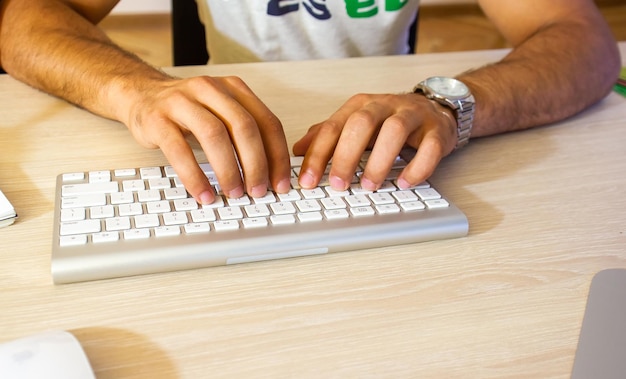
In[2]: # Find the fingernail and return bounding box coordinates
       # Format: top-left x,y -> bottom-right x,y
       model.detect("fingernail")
198,190 -> 214,205
397,178 -> 411,190
299,171 -> 316,189
250,184 -> 268,198
329,175 -> 346,191
360,177 -> 377,191
275,178 -> 291,193
227,186 -> 244,199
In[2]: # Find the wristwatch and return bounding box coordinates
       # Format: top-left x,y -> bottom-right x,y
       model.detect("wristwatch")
413,76 -> 475,149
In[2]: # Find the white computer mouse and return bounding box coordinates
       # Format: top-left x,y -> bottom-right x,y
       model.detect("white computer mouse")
0,330 -> 95,379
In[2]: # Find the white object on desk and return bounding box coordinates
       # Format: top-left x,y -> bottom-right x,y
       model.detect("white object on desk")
0,330 -> 95,379
0,188 -> 17,228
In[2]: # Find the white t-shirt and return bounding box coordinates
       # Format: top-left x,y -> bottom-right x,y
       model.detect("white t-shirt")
195,0 -> 420,64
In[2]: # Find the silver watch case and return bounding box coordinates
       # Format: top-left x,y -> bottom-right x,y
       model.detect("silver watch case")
414,77 -> 475,149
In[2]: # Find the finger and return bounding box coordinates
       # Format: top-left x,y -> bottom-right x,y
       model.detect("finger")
154,121 -> 216,204
167,84 -> 247,199
298,95 -> 368,189
361,112 -> 417,190
292,124 -> 318,156
180,76 -> 265,198
224,77 -> 291,194
397,132 -> 446,189
329,100 -> 392,191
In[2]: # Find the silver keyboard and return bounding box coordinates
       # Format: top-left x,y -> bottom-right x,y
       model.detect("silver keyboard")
52,150 -> 468,284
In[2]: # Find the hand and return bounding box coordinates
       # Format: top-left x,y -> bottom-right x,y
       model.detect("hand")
121,75 -> 292,204
292,92 -> 458,191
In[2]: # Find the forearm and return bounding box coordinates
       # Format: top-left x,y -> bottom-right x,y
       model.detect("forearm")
0,0 -> 170,123
458,13 -> 621,137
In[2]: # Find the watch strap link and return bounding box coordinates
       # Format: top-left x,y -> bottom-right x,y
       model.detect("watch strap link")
455,99 -> 474,149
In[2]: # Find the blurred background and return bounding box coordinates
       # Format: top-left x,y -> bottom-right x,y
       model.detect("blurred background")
100,0 -> 626,68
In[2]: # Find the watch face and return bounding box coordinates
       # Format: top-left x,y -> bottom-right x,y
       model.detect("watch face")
425,77 -> 470,98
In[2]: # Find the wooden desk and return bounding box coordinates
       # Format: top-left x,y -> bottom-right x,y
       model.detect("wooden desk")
1,44 -> 625,378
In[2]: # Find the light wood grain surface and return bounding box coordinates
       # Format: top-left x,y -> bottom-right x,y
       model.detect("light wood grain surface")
1,44 -> 625,378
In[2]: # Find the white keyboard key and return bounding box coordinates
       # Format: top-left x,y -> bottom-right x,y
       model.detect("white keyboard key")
396,180 -> 430,190
324,209 -> 350,220
369,192 -> 395,205
59,234 -> 88,246
415,188 -> 442,201
110,191 -> 135,205
114,168 -> 136,177
124,228 -> 151,240
61,181 -> 118,196
164,166 -> 177,177
154,226 -> 181,237
190,209 -> 216,223
118,202 -> 143,217
138,189 -> 161,202
89,170 -> 111,183
217,206 -> 244,220
297,211 -> 323,223
146,200 -> 170,214
277,189 -> 301,202
400,201 -> 426,211
345,195 -> 370,208
295,199 -> 321,213
92,231 -> 119,244
244,204 -> 271,217
392,190 -> 418,203
376,204 -> 401,214
350,206 -> 375,217
253,191 -> 276,204
60,208 -> 85,222
290,156 -> 304,166
290,177 -> 301,190
350,184 -> 373,194
270,202 -> 296,215
270,214 -> 296,225
140,167 -> 162,179
377,181 -> 397,192
89,205 -> 115,219
320,197 -> 346,210
227,195 -> 251,206
324,187 -> 350,197
62,172 -> 84,181
184,222 -> 211,234
201,196 -> 225,209
205,173 -> 219,185
162,211 -> 188,226
60,219 -> 101,236
385,168 -> 403,181
105,217 -> 131,231
122,179 -> 145,192
301,188 -> 326,199
134,213 -> 160,229
173,198 -> 198,211
61,194 -> 107,208
164,187 -> 188,200
175,178 -> 189,189
199,162 -> 214,174
425,199 -> 449,209
214,220 -> 240,231
148,177 -> 171,189
242,217 -> 268,228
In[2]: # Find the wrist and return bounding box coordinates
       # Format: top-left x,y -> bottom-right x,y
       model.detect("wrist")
413,77 -> 475,150
106,70 -> 175,126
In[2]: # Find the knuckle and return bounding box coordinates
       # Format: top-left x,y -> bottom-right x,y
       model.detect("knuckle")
381,115 -> 407,134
